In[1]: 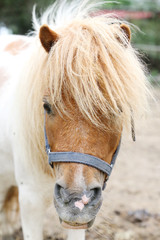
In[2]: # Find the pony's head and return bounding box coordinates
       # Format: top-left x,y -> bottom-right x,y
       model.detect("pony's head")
19,1 -> 149,230
37,16 -> 146,228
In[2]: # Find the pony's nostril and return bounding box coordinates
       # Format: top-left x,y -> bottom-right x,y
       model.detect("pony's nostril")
54,183 -> 69,203
54,183 -> 61,198
89,187 -> 102,204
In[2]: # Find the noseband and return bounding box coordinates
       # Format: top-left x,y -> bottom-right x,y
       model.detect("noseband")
44,112 -> 135,190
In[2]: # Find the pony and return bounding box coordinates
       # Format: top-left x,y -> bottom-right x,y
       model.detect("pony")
0,0 -> 150,239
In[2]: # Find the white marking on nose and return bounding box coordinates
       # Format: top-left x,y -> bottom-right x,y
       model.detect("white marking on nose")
74,164 -> 85,188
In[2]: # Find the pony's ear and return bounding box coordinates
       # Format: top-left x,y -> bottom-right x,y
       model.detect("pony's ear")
39,25 -> 59,53
120,24 -> 131,46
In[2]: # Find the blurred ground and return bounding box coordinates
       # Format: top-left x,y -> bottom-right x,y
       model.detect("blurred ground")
4,87 -> 160,240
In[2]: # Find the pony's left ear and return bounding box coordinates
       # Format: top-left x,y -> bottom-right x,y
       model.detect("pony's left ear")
120,24 -> 131,46
39,25 -> 59,53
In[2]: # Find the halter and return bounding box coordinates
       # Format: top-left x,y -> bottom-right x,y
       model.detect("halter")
44,111 -> 135,190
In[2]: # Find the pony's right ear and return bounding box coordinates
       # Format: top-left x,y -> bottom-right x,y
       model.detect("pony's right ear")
119,24 -> 131,47
39,25 -> 59,53
120,24 -> 131,43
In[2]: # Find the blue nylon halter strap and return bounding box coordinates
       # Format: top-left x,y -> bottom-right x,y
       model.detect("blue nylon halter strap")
47,144 -> 121,176
44,111 -> 121,182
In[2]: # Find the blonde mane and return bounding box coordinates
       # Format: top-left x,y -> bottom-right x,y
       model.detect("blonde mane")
14,0 -> 150,172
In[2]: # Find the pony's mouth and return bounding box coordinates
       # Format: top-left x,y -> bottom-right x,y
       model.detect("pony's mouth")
60,218 -> 95,229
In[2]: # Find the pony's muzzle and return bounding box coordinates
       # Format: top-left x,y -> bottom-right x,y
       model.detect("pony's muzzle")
54,183 -> 102,228
55,183 -> 102,207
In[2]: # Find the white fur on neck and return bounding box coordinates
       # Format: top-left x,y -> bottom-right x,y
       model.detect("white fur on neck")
67,229 -> 85,240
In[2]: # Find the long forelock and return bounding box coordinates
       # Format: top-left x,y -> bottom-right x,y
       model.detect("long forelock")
32,0 -> 150,131
45,16 -> 149,131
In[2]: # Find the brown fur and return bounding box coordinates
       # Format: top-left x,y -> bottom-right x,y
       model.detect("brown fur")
4,39 -> 30,55
120,24 -> 131,44
0,37 -> 30,88
39,25 -> 59,52
2,186 -> 19,223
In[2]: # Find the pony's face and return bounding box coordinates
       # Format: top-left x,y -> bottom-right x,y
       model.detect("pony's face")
39,23 -> 129,229
44,102 -> 121,229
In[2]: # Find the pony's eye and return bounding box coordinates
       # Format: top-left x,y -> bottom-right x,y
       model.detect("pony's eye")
43,103 -> 52,114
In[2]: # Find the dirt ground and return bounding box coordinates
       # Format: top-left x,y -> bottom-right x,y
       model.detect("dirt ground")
6,87 -> 160,240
